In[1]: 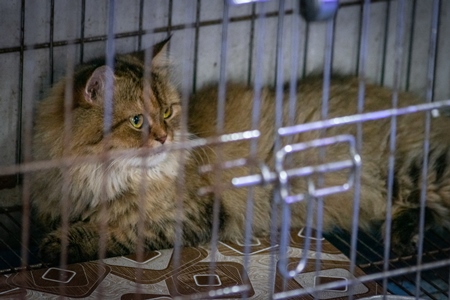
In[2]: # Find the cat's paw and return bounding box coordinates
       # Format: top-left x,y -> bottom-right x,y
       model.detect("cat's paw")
39,232 -> 84,265
39,233 -> 63,264
387,208 -> 421,256
390,230 -> 417,256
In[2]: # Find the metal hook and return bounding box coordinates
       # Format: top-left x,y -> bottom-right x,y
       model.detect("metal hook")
278,180 -> 316,278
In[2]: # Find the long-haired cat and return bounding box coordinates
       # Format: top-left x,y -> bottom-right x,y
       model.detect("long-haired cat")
32,38 -> 450,264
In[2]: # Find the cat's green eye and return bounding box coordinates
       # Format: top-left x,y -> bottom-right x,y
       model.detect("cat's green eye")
130,114 -> 144,129
163,106 -> 172,119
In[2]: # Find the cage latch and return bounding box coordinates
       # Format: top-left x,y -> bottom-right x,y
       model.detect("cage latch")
275,134 -> 361,205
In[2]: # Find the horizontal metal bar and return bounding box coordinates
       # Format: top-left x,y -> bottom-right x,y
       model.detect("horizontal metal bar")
286,159 -> 355,178
231,158 -> 355,189
0,130 -> 260,176
231,172 -> 278,188
278,99 -> 450,136
0,10 -> 294,55
285,182 -> 353,203
199,158 -> 248,174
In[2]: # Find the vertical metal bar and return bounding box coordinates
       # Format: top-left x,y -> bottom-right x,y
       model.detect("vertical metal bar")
15,0 -> 26,181
216,2 -> 230,136
98,0 -> 116,270
273,0 -> 286,289
241,1 -> 270,292
321,19 -> 334,121
430,1 -> 441,103
251,4 -> 266,143
166,0 -> 173,55
138,0 -> 144,50
173,0 -> 196,276
94,2 -> 116,298
287,2 -> 300,129
80,0 -> 86,63
242,179 -> 256,291
301,22 -> 309,78
168,0 -> 173,35
354,4 -> 362,75
416,0 -> 440,297
18,0 -> 27,268
192,0 -> 201,92
59,45 -> 76,270
246,3 -> 256,86
283,0 -> 301,221
274,0 -> 285,154
405,0 -> 417,92
134,0 -> 155,286
247,1 -> 274,293
380,0 -> 391,86
350,0 -> 370,297
283,9 -> 301,287
49,0 -> 55,84
384,95 -> 398,300
208,2 -> 230,280
356,2 -> 370,134
104,0 -> 115,135
51,1 -> 78,288
314,13 -> 335,299
383,0 -> 405,296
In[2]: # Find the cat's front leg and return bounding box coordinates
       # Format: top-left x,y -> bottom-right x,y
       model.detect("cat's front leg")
39,221 -> 132,264
386,201 -> 438,255
385,204 -> 421,255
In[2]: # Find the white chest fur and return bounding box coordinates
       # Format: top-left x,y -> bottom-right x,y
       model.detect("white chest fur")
70,151 -> 181,207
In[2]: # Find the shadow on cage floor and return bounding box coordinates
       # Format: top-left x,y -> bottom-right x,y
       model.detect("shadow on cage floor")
324,227 -> 450,299
0,205 -> 43,273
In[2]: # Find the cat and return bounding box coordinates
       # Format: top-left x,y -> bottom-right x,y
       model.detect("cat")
189,77 -> 450,255
32,37 -> 450,264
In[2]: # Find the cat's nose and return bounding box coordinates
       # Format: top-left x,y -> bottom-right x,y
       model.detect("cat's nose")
156,134 -> 167,144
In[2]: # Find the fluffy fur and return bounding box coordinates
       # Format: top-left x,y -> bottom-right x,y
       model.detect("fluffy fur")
32,39 -> 450,264
189,77 -> 450,254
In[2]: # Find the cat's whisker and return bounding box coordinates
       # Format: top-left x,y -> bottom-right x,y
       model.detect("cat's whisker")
198,145 -> 215,166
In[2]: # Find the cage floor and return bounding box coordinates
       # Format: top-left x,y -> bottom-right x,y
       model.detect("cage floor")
325,228 -> 450,299
0,206 -> 450,299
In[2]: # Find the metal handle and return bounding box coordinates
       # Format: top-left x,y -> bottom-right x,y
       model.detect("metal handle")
275,134 -> 361,205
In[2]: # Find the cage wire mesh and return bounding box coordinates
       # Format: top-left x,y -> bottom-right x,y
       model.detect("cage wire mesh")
0,0 -> 450,299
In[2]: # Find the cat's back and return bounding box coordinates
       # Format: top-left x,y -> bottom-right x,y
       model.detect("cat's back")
188,76 -> 450,171
188,77 -> 398,147
188,83 -> 264,136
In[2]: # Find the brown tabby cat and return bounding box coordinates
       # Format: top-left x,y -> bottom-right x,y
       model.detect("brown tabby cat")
32,38 -> 450,264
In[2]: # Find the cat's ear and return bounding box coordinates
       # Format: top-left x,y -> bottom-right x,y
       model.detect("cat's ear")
130,36 -> 171,69
83,65 -> 115,105
151,36 -> 171,69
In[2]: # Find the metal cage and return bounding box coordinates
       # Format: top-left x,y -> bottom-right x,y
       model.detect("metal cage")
0,0 -> 449,299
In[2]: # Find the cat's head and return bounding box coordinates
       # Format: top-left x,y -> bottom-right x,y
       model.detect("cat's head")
32,38 -> 185,200
68,38 -> 182,163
